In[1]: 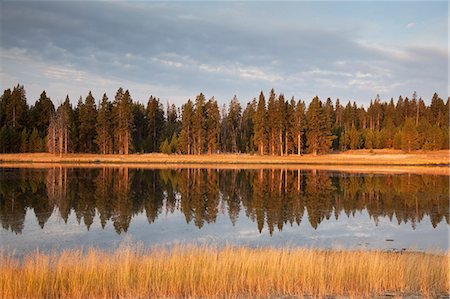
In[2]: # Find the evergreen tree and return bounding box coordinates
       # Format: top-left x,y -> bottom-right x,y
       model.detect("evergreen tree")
146,96 -> 165,152
205,98 -> 221,154
20,128 -> 28,153
267,89 -> 279,155
241,99 -> 256,153
253,91 -> 267,155
401,118 -> 419,152
132,102 -> 147,153
112,88 -> 133,154
6,84 -> 28,129
78,91 -> 97,152
96,94 -> 113,154
178,100 -> 194,154
29,128 -> 42,152
306,96 -> 333,155
31,91 -> 54,138
193,93 -> 206,154
227,95 -> 242,153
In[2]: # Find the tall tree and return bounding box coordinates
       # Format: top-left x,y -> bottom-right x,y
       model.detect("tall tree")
146,96 -> 165,152
5,84 -> 28,129
253,91 -> 267,155
112,88 -> 133,154
31,91 -> 55,138
267,89 -> 279,155
78,91 -> 97,153
306,96 -> 333,155
205,98 -> 221,154
227,95 -> 242,153
401,117 -> 419,152
178,100 -> 194,154
96,94 -> 113,154
193,93 -> 206,154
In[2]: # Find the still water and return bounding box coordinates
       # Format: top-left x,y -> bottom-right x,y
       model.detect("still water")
0,167 -> 448,255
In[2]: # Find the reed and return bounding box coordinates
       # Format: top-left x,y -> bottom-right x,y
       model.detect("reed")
1,245 -> 448,298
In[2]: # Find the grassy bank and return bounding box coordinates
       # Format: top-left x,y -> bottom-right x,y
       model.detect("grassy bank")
0,149 -> 449,166
1,246 -> 448,298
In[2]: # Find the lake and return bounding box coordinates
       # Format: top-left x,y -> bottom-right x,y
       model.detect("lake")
1,166 -> 448,255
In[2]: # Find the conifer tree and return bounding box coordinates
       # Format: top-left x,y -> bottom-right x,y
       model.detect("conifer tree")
112,88 -> 133,154
146,96 -> 165,152
306,96 -> 333,155
96,94 -> 113,154
31,91 -> 54,138
20,128 -> 28,153
29,128 -> 41,152
179,100 -> 194,154
267,89 -> 278,155
401,118 -> 419,152
205,98 -> 221,154
253,91 -> 267,155
193,93 -> 206,154
227,95 -> 242,153
78,91 -> 97,152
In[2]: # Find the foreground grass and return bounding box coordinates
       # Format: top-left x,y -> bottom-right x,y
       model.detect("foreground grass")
1,246 -> 448,298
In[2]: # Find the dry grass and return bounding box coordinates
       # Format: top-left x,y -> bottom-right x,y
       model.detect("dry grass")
1,245 -> 448,298
0,150 -> 449,166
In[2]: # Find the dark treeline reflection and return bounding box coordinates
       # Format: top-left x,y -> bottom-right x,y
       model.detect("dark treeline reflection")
0,168 -> 448,235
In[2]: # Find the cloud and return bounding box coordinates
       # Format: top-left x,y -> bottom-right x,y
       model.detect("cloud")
0,1 -> 447,107
406,22 -> 415,29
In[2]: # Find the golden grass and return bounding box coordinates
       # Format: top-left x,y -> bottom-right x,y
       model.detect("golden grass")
1,246 -> 448,298
0,149 -> 449,166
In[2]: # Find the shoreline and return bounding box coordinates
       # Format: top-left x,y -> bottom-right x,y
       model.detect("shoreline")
1,150 -> 449,165
1,150 -> 449,175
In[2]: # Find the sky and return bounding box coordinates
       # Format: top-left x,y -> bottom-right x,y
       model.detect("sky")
0,1 -> 448,108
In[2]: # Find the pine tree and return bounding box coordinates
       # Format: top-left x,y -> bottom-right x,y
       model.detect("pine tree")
112,88 -> 133,154
31,91 -> 54,138
6,84 -> 28,129
267,89 -> 278,155
146,96 -> 165,152
29,128 -> 41,152
240,99 -> 256,153
401,118 -> 419,152
253,91 -> 267,155
205,98 -> 221,154
96,94 -> 113,154
78,91 -> 97,153
306,96 -> 333,155
193,93 -> 206,154
178,100 -> 194,154
20,128 -> 28,153
227,95 -> 242,153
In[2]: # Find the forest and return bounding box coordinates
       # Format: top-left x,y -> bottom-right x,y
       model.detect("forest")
0,84 -> 449,155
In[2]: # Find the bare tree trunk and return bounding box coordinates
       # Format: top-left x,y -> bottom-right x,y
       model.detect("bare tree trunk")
297,133 -> 301,156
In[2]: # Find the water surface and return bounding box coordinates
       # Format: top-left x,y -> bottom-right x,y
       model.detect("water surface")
1,167 -> 448,255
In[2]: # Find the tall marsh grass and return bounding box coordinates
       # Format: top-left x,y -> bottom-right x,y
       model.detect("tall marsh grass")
1,245 -> 448,298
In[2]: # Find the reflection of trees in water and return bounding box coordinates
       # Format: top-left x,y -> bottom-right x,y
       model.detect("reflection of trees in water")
0,168 -> 449,234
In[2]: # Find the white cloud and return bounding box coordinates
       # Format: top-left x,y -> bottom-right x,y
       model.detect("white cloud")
406,22 -> 415,29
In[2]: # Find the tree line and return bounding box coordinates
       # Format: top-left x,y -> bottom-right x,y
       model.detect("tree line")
1,84 -> 448,155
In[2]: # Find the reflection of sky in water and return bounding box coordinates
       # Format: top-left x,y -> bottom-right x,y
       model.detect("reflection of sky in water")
1,205 -> 448,256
